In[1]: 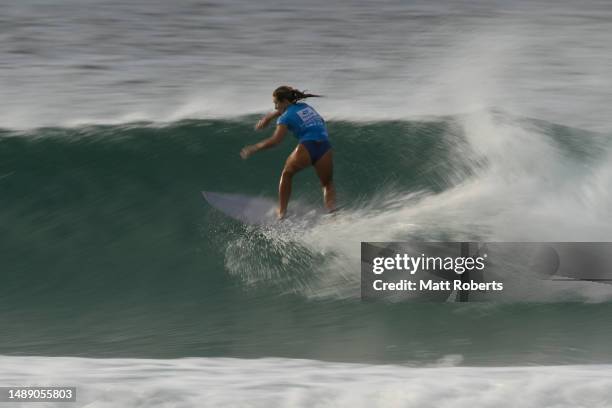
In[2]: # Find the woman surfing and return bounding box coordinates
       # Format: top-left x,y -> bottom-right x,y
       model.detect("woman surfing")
240,86 -> 336,219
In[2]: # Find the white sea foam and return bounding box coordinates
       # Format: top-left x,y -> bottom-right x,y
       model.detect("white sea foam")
0,356 -> 610,408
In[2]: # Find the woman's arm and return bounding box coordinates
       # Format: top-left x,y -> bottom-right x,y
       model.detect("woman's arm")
255,110 -> 281,130
241,125 -> 288,159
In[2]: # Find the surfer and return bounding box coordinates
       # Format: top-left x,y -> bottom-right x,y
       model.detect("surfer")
240,86 -> 336,219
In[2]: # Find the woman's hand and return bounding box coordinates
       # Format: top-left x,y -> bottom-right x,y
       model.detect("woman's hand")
240,144 -> 258,159
254,119 -> 267,131
254,111 -> 280,130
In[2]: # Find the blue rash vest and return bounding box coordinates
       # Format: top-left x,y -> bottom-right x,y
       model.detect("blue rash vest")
276,102 -> 329,143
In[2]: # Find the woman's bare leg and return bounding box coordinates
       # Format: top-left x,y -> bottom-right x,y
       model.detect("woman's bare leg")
278,144 -> 311,218
314,150 -> 336,212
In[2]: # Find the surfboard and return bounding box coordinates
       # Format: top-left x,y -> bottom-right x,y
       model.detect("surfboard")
202,191 -> 327,226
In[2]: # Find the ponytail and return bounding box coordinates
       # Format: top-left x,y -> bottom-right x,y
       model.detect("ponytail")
273,86 -> 322,103
291,88 -> 321,102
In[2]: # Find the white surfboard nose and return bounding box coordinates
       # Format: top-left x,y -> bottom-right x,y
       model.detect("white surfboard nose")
202,191 -> 326,226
